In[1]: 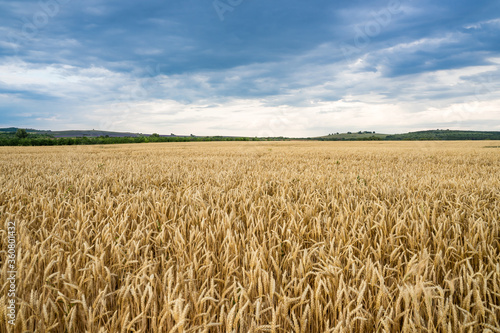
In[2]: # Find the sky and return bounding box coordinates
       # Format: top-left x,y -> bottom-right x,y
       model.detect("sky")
0,0 -> 499,136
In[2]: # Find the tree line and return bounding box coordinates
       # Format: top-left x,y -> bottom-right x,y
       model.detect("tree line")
1,129 -> 499,146
0,134 -> 279,146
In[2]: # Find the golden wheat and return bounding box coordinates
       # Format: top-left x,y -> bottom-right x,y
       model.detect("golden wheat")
1,141 -> 499,332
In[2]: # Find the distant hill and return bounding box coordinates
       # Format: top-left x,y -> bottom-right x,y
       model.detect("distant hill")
316,131 -> 388,140
385,130 -> 500,141
0,128 -> 185,138
0,127 -> 45,133
45,130 -> 147,138
313,129 -> 500,141
1,128 -> 500,146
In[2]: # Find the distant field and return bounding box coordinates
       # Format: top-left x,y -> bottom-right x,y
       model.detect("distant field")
1,141 -> 499,332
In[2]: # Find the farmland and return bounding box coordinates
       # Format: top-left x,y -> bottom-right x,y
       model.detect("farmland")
1,141 -> 499,332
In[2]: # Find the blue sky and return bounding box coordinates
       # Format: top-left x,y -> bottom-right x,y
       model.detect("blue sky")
1,0 -> 499,136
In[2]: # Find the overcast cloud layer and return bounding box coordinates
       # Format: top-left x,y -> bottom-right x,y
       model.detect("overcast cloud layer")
1,0 -> 499,136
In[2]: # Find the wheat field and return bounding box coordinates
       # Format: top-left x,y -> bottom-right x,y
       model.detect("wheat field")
1,141 -> 499,332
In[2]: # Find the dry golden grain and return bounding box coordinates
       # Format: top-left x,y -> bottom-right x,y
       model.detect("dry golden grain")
0,141 -> 499,332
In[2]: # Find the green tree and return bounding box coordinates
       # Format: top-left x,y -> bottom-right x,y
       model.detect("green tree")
15,128 -> 28,138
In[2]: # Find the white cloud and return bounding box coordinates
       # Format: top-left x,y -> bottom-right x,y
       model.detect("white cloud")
2,39 -> 499,136
464,17 -> 500,29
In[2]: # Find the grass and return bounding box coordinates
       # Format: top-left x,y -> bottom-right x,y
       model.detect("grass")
1,141 -> 499,332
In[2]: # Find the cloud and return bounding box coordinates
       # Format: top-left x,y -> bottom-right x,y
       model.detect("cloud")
0,0 -> 499,135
